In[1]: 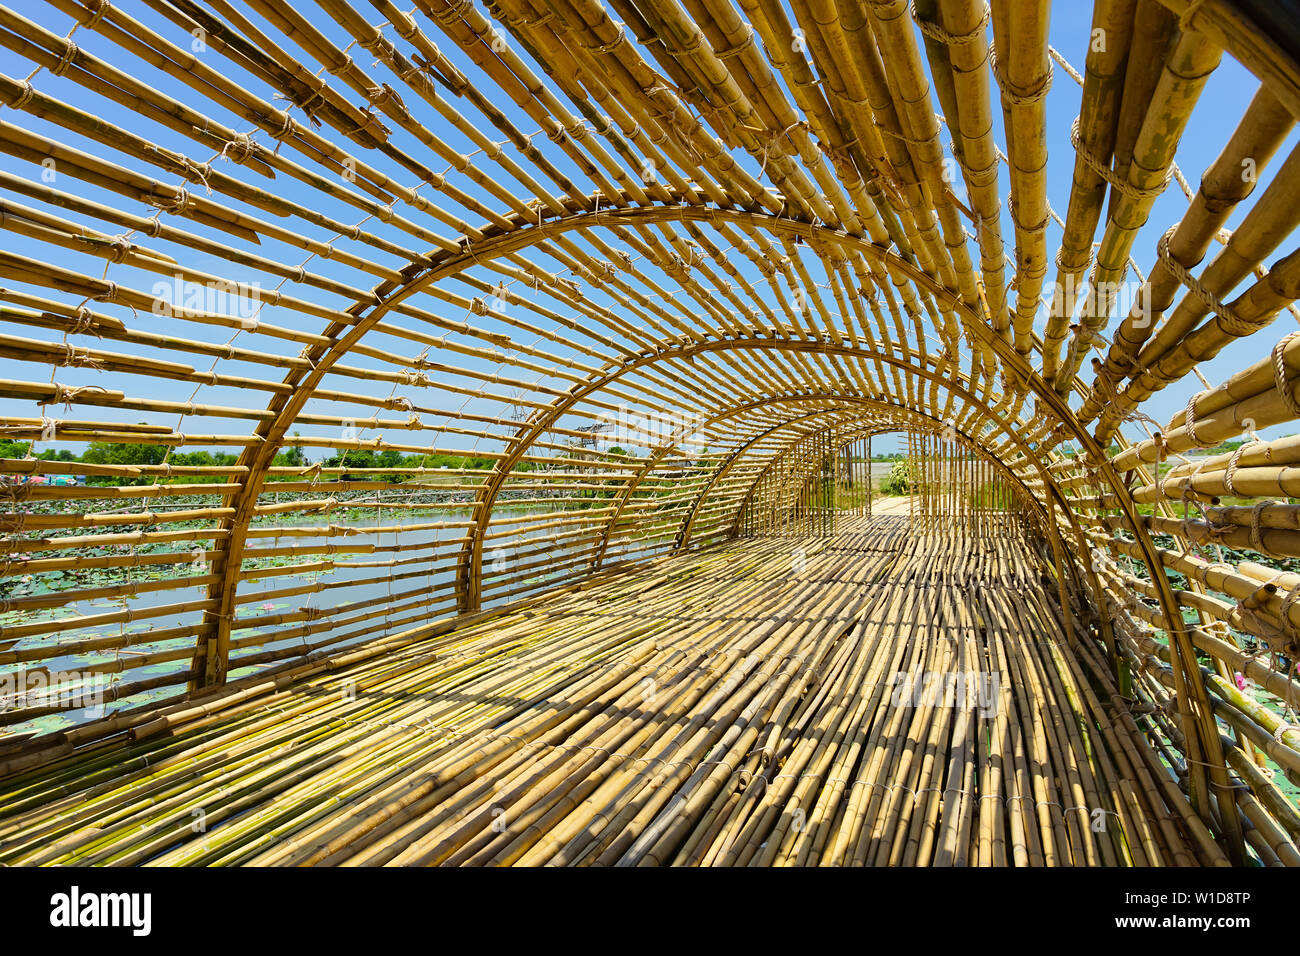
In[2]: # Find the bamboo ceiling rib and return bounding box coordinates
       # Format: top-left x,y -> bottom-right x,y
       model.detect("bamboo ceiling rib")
1039,0 -> 1134,386
3,0 -> 1300,866
1078,82 -> 1295,430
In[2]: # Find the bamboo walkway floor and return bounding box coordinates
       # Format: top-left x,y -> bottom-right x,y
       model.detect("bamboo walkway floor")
0,516 -> 1219,866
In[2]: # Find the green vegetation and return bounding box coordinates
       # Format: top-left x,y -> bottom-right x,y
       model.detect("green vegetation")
880,459 -> 916,496
2,435 -> 648,485
2,438 -> 527,484
0,439 -> 76,462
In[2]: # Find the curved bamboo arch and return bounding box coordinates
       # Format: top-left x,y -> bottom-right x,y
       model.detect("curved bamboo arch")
269,204 -> 1162,631
721,421 -> 1054,549
672,402 -> 1046,550
197,202 -> 1079,680
668,397 -> 1111,669
589,394 -> 899,571
444,331 -> 1174,698
181,200 -> 1190,745
584,389 -> 1045,571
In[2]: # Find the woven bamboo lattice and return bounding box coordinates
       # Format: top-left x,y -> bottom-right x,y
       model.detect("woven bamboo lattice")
3,0 -> 1300,866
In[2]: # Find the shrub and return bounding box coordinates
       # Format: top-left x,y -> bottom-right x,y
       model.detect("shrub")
880,459 -> 915,496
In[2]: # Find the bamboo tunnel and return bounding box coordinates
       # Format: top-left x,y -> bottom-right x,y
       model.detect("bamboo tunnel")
2,0 -> 1300,866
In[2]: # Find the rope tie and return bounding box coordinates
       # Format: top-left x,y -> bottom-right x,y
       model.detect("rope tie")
1203,519 -> 1235,545
655,96 -> 705,164
108,234 -> 131,264
1007,196 -> 1050,236
1250,500 -> 1268,554
10,81 -> 36,110
351,109 -> 385,139
752,120 -> 803,182
1273,586 -> 1300,637
674,29 -> 704,56
51,41 -> 79,76
219,133 -> 254,164
1047,45 -> 1085,87
84,0 -> 111,28
714,25 -> 755,60
1173,456 -> 1213,504
1155,224 -> 1255,336
70,306 -> 96,336
875,122 -> 930,148
815,138 -> 860,181
591,23 -> 625,55
53,383 -> 109,411
1070,118 -> 1172,201
909,0 -> 989,46
1222,438 -> 1259,497
156,186 -> 192,215
1204,561 -> 1235,581
182,157 -> 213,195
989,46 -> 1052,106
1272,330 -> 1300,418
354,32 -> 385,56
1182,389 -> 1208,447
390,14 -> 418,40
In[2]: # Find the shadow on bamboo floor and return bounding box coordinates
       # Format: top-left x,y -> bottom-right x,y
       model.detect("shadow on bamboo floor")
0,516 -> 1219,866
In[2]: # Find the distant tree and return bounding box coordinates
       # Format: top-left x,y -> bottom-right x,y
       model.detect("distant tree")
273,443 -> 307,469
376,449 -> 406,482
322,449 -> 376,481
81,442 -> 167,485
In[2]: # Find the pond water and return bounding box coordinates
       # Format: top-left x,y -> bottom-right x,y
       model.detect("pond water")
1,498 -> 664,736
